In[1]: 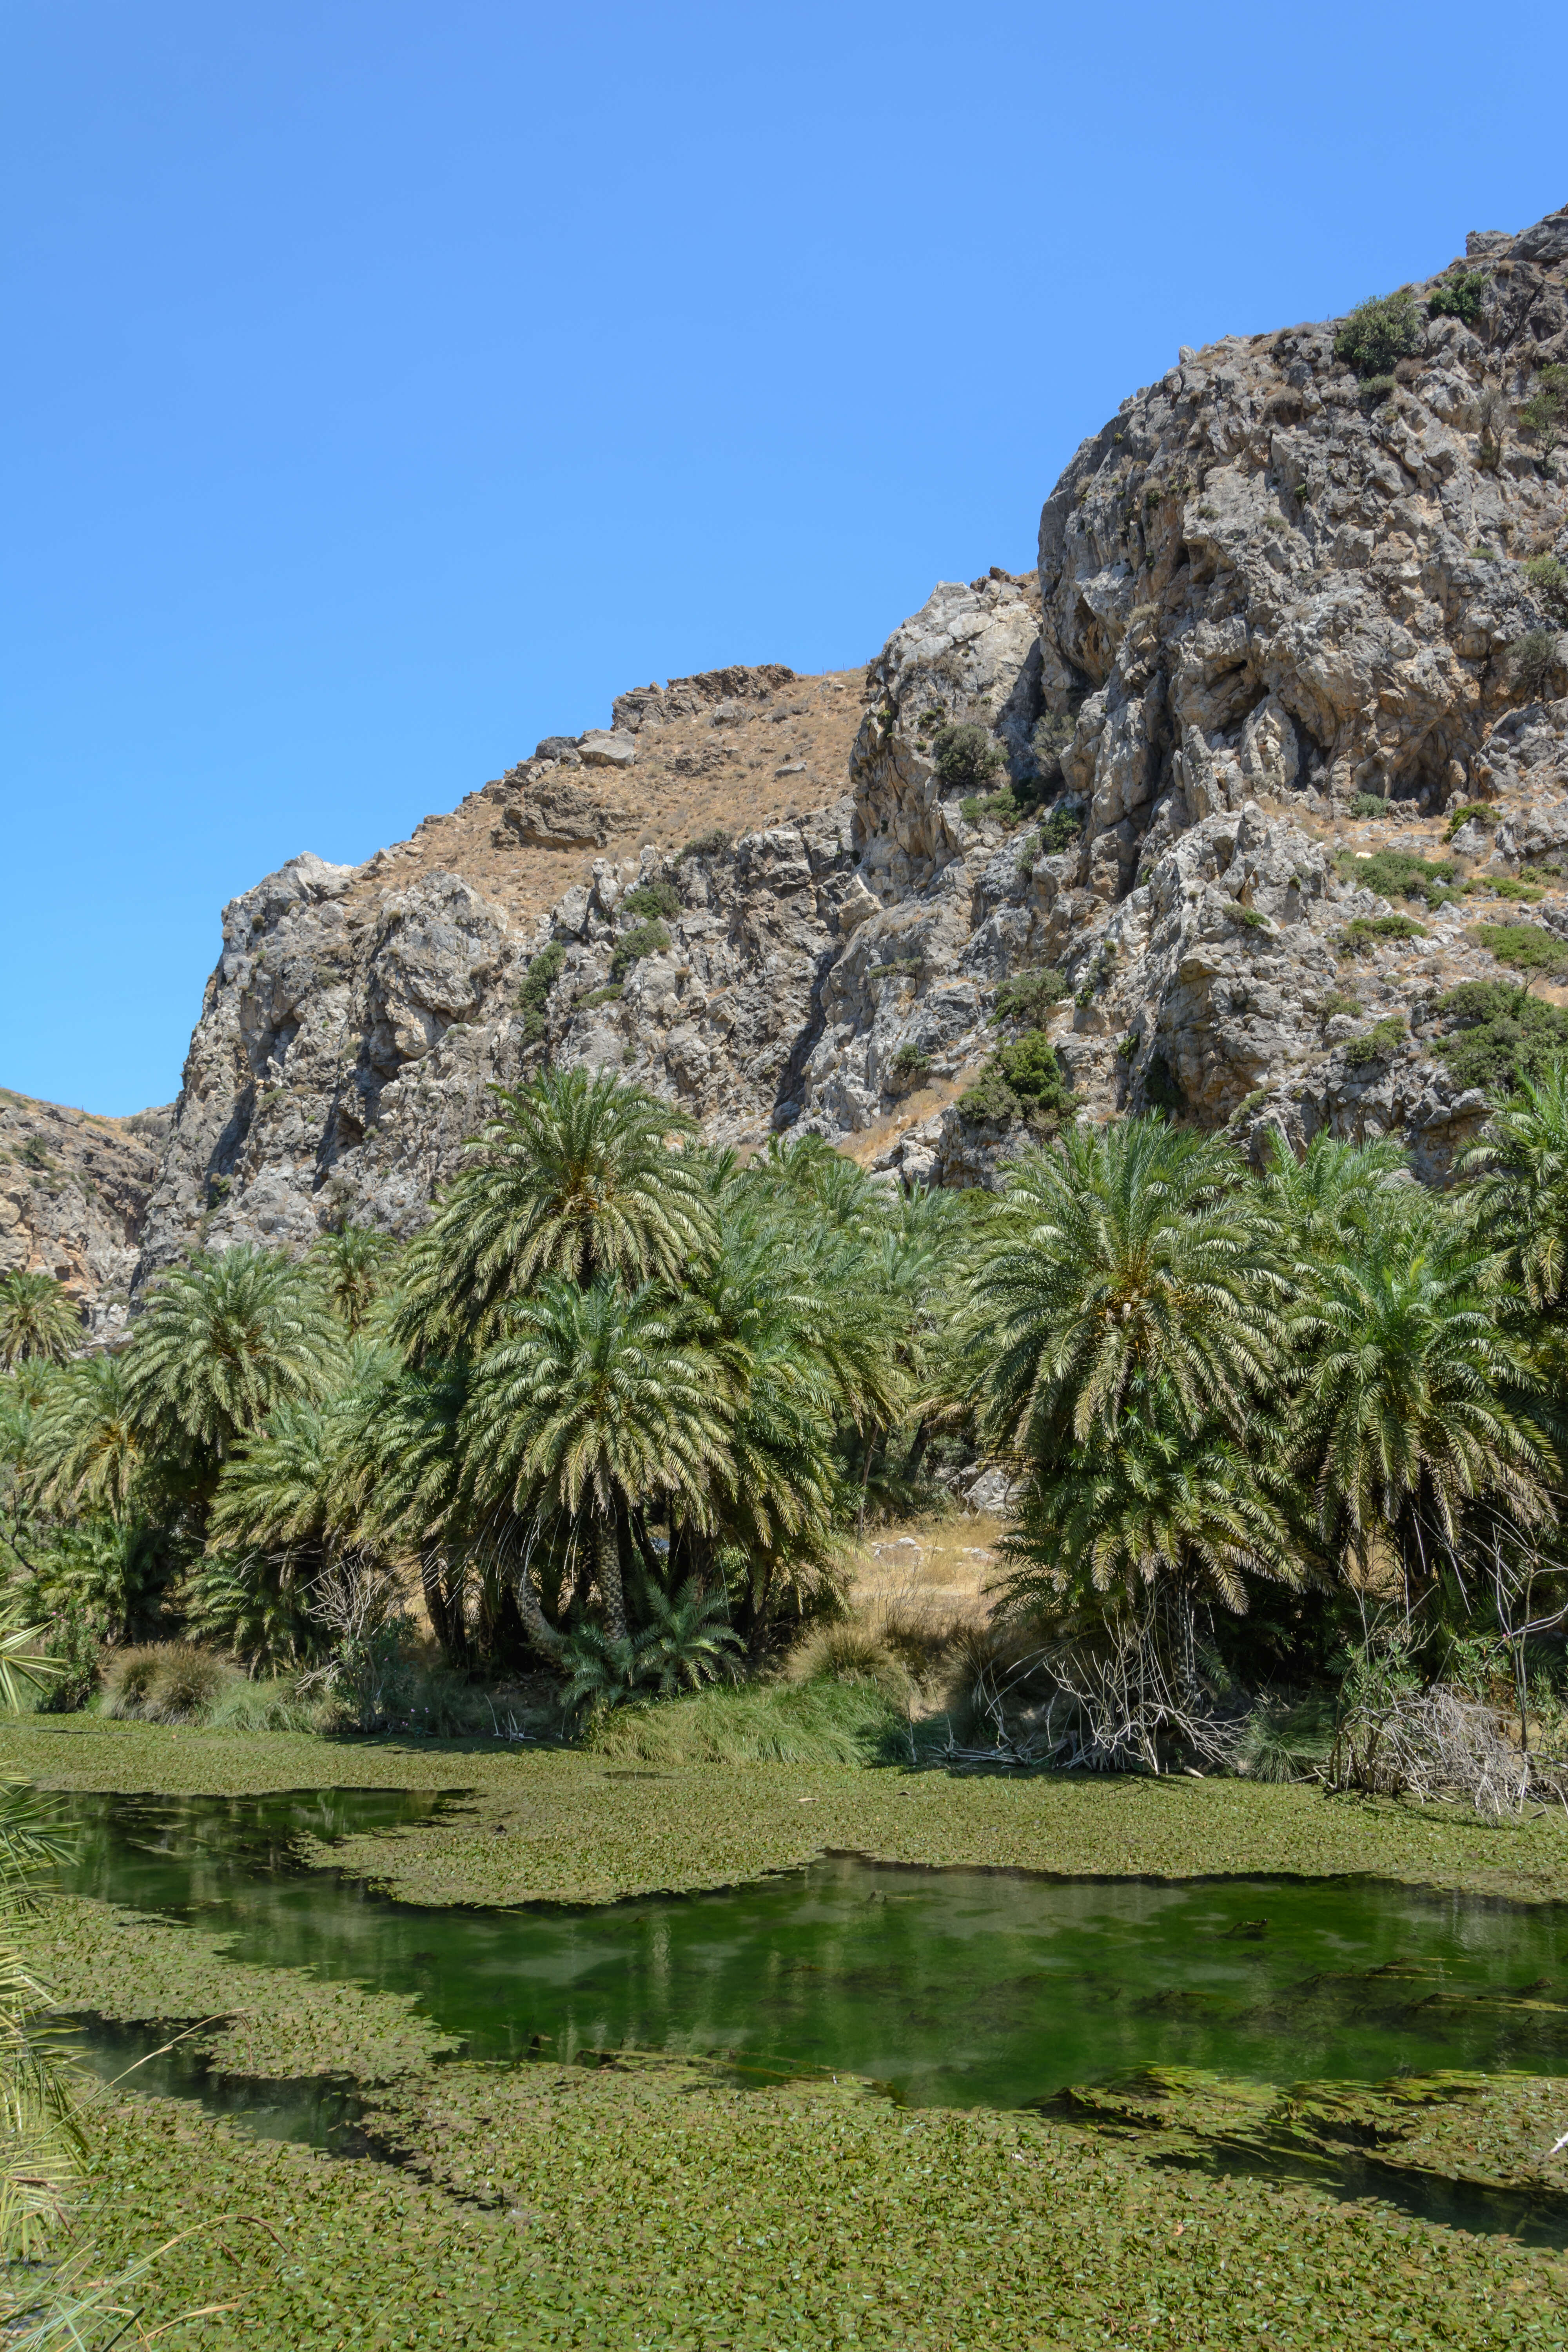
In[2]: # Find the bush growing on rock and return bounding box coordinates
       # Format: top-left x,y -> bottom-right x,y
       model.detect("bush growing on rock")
992,968 -> 1069,1026
679,829 -> 731,861
516,942 -> 566,1044
1339,914 -> 1426,953
1524,555 -> 1568,625
957,1031 -> 1073,1127
621,881 -> 682,922
960,785 -> 1027,828
1512,626 -> 1561,701
933,722 -> 1004,795
1519,364 -> 1568,457
1469,919 -> 1568,977
1343,1015 -> 1407,1069
1029,711 -> 1076,782
1338,848 -> 1458,905
1333,291 -> 1423,378
1426,270 -> 1487,324
609,920 -> 671,983
1443,801 -> 1497,842
1434,982 -> 1568,1097
1037,801 -> 1085,856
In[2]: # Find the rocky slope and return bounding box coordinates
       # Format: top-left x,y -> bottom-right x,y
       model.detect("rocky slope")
113,197 -> 1568,1279
0,1092 -> 171,1336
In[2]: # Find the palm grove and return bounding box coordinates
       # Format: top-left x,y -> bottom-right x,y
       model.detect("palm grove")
2,1059 -> 1568,1766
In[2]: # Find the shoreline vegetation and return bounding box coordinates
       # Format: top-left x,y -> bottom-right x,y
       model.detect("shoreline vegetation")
4,1717 -> 1568,1909
10,1068 -> 1568,1817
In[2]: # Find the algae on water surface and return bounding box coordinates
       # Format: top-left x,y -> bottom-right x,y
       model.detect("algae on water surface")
5,1719 -> 1568,1907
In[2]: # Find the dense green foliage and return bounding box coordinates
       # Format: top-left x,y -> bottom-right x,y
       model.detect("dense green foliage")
608,918 -> 671,982
991,966 -> 1069,1026
0,1277 -> 80,1374
515,940 -> 566,1045
53,2055 -> 1568,2350
957,1031 -> 1073,1127
1339,846 -> 1457,904
1426,269 -> 1488,324
1468,918 -> 1568,976
1333,289 -> 1424,377
10,1045 -> 1568,1771
1435,982 -> 1568,1095
931,720 -> 1004,794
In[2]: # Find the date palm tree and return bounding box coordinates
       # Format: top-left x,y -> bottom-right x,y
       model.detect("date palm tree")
123,1247 -> 341,1488
999,1401 -> 1301,1621
1464,1063 -> 1568,1310
0,1275 -> 79,1373
462,1278 -> 732,1640
26,1353 -> 145,1518
1290,1198 -> 1549,1589
1257,1129 -> 1412,1280
310,1221 -> 398,1335
962,1116 -> 1282,1468
396,1069 -> 717,1355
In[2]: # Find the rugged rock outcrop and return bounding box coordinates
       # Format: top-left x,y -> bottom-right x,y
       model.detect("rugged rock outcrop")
119,197 -> 1568,1278
0,1091 -> 170,1336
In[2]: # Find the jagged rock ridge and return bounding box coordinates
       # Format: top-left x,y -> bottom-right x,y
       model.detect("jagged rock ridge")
0,1091 -> 171,1337
123,198 -> 1568,1279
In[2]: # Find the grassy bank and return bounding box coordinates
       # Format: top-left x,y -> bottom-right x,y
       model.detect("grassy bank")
5,1715 -> 1568,1907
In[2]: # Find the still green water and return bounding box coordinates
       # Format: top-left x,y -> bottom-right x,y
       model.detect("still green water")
50,1789 -> 1568,2107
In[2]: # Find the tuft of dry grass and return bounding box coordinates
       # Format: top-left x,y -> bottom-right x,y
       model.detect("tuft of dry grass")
101,1643 -> 233,1726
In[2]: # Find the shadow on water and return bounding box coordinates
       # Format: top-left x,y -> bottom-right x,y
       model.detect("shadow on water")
44,1790 -> 1568,2247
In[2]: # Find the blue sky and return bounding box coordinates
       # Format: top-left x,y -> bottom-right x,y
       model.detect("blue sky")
5,0 -> 1565,1114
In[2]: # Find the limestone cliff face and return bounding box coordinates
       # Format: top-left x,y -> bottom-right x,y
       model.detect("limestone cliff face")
131,199 -> 1568,1274
0,1091 -> 170,1336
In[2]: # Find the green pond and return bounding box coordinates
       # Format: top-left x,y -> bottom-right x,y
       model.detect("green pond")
49,1789 -> 1568,2107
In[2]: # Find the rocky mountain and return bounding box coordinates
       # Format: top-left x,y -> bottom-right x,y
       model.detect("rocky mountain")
42,198 -> 1568,1301
0,1092 -> 171,1336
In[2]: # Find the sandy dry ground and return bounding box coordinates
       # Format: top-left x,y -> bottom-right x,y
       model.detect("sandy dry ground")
846,1511 -> 1005,1621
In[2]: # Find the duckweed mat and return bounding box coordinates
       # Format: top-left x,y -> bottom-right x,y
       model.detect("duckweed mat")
55,2063 -> 1568,2348
6,1717 -> 1568,1907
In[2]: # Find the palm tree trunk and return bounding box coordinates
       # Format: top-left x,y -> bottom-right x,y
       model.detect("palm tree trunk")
595,1518 -> 629,1642
420,1545 -> 452,1654
509,1567 -> 565,1660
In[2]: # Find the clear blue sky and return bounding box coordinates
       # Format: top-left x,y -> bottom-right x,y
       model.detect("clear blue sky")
5,0 -> 1564,1114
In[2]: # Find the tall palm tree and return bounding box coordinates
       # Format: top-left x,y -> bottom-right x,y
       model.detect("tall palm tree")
122,1246 -> 341,1483
0,1275 -> 79,1373
27,1354 -> 146,1518
1464,1063 -> 1568,1310
310,1222 -> 398,1335
396,1069 -> 717,1356
356,1358 -> 476,1657
962,1117 -> 1282,1467
1256,1129 -> 1412,1281
462,1278 -> 732,1639
1290,1198 -> 1549,1587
